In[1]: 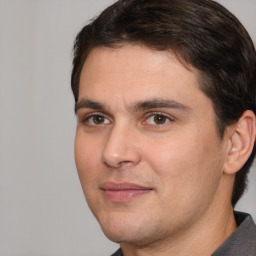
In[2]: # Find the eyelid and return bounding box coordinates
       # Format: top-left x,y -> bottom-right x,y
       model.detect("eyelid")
143,111 -> 175,125
78,110 -> 175,126
145,111 -> 174,120
80,111 -> 112,124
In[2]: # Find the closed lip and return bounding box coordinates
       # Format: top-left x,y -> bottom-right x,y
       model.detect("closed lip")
100,182 -> 152,191
100,182 -> 153,202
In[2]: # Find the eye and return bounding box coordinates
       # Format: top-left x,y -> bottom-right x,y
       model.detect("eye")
145,114 -> 172,125
85,114 -> 111,125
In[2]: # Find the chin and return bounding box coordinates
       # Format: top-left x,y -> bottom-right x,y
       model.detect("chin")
98,213 -> 163,246
102,228 -> 149,245
97,214 -> 142,242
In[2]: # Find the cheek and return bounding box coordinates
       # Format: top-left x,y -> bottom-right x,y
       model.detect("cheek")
143,129 -> 224,201
143,134 -> 198,178
74,132 -> 106,213
74,132 -> 102,183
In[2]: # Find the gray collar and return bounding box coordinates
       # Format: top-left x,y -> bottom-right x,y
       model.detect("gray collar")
212,211 -> 256,255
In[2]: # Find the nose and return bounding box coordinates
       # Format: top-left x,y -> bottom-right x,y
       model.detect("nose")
101,124 -> 142,168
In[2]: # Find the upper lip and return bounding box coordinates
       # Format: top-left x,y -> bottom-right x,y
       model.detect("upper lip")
101,182 -> 152,191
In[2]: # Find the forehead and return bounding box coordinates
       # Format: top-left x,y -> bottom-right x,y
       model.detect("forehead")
81,44 -> 195,79
78,44 -> 208,110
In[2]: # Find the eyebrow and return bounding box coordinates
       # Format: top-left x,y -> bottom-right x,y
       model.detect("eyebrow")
75,98 -> 191,114
75,99 -> 105,113
132,98 -> 192,112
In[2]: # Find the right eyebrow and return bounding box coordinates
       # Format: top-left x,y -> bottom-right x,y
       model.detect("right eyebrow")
75,99 -> 106,114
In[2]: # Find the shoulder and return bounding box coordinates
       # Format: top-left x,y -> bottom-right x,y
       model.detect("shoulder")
212,211 -> 256,256
110,248 -> 123,256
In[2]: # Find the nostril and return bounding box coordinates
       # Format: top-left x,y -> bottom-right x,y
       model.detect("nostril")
102,152 -> 141,169
101,126 -> 142,168
103,160 -> 122,168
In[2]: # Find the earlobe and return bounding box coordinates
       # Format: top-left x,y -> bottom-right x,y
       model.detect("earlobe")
224,110 -> 256,175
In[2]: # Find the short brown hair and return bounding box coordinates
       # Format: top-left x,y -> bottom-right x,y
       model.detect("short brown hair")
71,0 -> 256,206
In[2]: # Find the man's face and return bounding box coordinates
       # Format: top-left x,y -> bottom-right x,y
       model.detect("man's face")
75,45 -> 229,245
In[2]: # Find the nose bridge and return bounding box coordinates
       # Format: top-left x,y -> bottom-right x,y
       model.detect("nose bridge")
101,121 -> 141,168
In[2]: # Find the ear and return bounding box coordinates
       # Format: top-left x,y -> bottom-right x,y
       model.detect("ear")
224,110 -> 256,175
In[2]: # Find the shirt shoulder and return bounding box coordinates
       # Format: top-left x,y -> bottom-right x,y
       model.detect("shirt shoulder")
110,248 -> 123,256
212,211 -> 256,256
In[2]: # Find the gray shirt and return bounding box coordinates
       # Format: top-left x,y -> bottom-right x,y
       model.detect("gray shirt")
111,211 -> 256,256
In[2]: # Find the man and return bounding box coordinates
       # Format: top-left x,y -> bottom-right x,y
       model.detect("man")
71,0 -> 256,255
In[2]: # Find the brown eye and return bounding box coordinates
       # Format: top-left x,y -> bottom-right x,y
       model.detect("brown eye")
146,114 -> 171,125
93,115 -> 105,124
154,115 -> 167,124
86,115 -> 110,125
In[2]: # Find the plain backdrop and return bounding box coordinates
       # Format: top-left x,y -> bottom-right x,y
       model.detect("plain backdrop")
0,0 -> 255,255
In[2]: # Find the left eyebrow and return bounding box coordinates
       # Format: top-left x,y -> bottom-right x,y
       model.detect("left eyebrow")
132,98 -> 192,112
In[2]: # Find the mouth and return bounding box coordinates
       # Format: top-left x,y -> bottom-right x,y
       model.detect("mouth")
100,182 -> 153,202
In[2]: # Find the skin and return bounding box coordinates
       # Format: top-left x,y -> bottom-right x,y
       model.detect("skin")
74,44 -> 251,256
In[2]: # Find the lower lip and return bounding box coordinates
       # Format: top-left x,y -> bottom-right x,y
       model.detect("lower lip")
103,189 -> 152,202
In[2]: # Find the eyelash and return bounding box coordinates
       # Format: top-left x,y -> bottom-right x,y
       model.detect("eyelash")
143,112 -> 174,126
81,112 -> 111,125
80,112 -> 174,126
